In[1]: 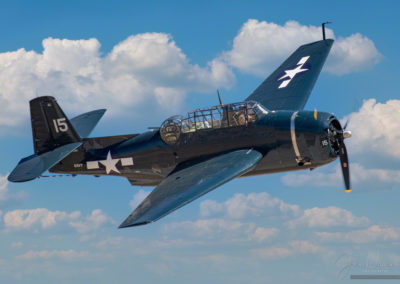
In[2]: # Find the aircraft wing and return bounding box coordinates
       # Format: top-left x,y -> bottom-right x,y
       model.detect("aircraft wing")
245,39 -> 333,111
119,149 -> 263,228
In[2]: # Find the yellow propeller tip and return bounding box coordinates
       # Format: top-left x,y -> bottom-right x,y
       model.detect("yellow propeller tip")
345,189 -> 352,193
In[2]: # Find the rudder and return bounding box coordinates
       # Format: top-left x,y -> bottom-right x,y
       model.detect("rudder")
30,96 -> 81,154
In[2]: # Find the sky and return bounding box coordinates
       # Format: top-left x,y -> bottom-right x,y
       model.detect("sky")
0,1 -> 399,283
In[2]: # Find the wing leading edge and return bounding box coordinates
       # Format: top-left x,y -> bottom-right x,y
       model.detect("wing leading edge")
245,39 -> 334,111
119,149 -> 263,228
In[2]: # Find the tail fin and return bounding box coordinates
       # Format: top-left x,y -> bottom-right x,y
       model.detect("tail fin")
9,96 -> 83,182
245,39 -> 334,111
30,96 -> 81,154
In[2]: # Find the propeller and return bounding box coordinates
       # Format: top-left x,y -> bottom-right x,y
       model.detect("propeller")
343,118 -> 349,130
328,121 -> 351,192
339,140 -> 351,193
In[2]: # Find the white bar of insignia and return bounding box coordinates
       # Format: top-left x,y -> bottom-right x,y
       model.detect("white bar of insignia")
86,161 -> 100,169
121,157 -> 134,166
278,80 -> 290,89
298,56 -> 310,65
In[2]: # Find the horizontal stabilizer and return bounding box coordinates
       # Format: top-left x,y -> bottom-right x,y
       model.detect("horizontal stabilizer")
8,142 -> 82,182
70,109 -> 106,138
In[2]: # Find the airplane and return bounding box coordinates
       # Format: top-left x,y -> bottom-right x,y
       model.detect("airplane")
8,24 -> 352,228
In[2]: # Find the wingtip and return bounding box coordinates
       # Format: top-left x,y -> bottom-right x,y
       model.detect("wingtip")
118,221 -> 151,229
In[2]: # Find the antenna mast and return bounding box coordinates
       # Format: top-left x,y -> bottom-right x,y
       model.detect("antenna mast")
217,89 -> 223,106
322,22 -> 332,40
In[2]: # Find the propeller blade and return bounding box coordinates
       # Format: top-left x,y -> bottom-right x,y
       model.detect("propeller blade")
343,118 -> 350,130
339,142 -> 351,193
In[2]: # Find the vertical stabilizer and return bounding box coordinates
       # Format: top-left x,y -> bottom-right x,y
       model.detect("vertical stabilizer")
30,96 -> 81,154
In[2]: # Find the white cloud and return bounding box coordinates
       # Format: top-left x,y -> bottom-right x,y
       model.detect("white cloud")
281,166 -> 339,187
325,33 -> 381,75
345,99 -> 400,160
252,240 -> 324,259
16,249 -> 89,261
282,163 -> 400,189
317,225 -> 400,243
3,208 -> 80,231
251,227 -> 279,242
0,174 -> 26,206
0,21 -> 380,132
252,246 -> 292,259
129,189 -> 150,210
165,218 -> 254,238
164,218 -> 278,243
199,192 -> 300,219
289,240 -> 323,254
68,209 -> 114,234
286,206 -> 369,229
3,208 -> 113,233
223,19 -> 380,76
0,33 -> 234,130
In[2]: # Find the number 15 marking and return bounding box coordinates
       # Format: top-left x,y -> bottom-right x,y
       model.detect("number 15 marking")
53,118 -> 68,133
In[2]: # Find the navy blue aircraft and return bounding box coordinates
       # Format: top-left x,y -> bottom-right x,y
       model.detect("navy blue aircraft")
9,26 -> 352,228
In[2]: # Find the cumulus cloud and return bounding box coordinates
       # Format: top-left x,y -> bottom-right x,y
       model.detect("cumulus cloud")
251,227 -> 279,242
69,209 -> 114,234
0,33 -> 234,130
0,21 -> 380,132
199,192 -> 300,219
252,240 -> 324,259
0,174 -> 26,206
3,208 -> 80,231
164,218 -> 278,243
252,246 -> 292,259
165,218 -> 254,239
345,99 -> 400,161
325,33 -> 381,75
3,208 -> 113,233
222,19 -> 380,76
282,163 -> 400,189
16,249 -> 89,261
317,225 -> 400,243
286,206 -> 369,229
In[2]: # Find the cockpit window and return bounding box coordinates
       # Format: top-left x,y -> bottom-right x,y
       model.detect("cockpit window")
160,101 -> 268,144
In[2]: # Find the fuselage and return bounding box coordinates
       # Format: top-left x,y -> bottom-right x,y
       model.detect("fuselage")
50,102 -> 342,186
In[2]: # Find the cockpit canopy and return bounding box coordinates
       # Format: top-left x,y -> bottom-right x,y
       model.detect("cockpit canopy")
160,101 -> 268,144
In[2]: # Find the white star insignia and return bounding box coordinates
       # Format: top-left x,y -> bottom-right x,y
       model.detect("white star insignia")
99,151 -> 120,174
278,56 -> 310,89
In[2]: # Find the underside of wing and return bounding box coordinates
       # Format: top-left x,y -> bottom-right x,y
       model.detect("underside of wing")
245,39 -> 334,111
119,149 -> 263,228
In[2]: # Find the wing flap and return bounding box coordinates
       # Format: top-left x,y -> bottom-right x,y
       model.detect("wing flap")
119,149 -> 263,228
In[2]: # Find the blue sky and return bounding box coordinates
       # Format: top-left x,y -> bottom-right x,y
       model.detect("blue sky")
0,1 -> 399,283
